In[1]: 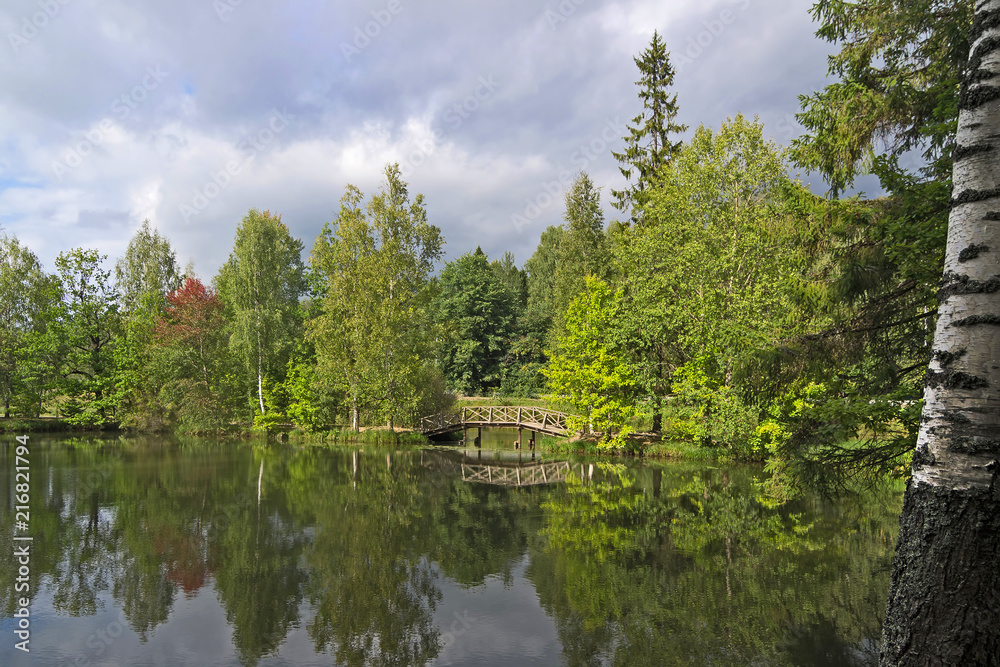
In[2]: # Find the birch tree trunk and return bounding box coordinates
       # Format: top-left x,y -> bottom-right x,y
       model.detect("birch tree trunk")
881,2 -> 1000,663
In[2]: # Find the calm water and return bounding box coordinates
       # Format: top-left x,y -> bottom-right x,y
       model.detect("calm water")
0,434 -> 902,666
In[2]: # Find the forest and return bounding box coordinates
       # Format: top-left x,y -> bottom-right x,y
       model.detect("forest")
0,2 -> 967,496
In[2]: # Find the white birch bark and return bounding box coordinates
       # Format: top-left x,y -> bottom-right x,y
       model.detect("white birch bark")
881,2 -> 1000,662
911,0 -> 1000,493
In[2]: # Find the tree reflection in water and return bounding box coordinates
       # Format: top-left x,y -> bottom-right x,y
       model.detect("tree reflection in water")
0,436 -> 900,666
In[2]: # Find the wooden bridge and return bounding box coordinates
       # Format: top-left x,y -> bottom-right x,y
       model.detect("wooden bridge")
419,405 -> 574,438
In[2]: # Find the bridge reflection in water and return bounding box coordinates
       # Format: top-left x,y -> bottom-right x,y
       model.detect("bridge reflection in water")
422,448 -> 573,487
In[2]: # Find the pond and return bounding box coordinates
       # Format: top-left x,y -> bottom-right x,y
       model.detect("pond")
0,434 -> 902,666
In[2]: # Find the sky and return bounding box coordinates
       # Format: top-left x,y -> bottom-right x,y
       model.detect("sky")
0,0 -> 844,280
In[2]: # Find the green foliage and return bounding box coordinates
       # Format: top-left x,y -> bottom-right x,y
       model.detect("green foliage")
435,248 -> 515,395
114,219 -> 181,316
489,250 -> 527,314
0,234 -> 57,417
216,209 -> 307,416
759,1 -> 962,493
552,172 -> 608,340
497,311 -> 549,397
792,0 -> 971,194
759,381 -> 919,500
147,277 -> 237,433
52,248 -> 122,425
662,356 -> 759,458
524,225 -> 563,326
613,114 -> 805,438
309,163 -> 444,429
545,277 -> 639,450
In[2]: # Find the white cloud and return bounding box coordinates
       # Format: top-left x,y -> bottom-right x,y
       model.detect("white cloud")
0,0 -> 835,275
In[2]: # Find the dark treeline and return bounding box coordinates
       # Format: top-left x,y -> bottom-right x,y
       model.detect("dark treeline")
0,1 -> 966,494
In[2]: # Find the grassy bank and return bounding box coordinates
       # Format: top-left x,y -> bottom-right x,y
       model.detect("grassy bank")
538,432 -> 733,462
284,427 -> 429,447
0,418 -> 119,433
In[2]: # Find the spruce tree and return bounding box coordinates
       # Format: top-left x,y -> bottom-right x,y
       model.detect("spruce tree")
611,30 -> 687,217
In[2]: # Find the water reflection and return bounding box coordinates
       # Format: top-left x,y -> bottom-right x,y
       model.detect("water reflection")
0,435 -> 900,666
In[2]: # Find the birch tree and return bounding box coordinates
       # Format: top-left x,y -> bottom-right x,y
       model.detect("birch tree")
114,220 -> 181,315
552,172 -> 607,339
880,2 -> 1000,662
310,164 -> 443,429
215,210 -> 306,416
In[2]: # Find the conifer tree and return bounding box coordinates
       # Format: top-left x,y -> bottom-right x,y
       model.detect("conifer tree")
611,30 -> 687,216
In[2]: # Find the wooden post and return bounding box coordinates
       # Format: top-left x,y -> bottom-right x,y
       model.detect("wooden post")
476,426 -> 481,448
517,426 -> 522,449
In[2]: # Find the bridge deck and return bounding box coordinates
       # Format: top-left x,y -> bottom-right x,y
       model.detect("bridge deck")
419,405 -> 573,438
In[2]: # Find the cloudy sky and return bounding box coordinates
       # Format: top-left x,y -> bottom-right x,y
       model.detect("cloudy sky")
0,0 -> 841,280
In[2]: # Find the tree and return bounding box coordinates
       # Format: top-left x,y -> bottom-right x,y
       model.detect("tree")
215,209 -> 306,416
761,0 -> 969,494
52,249 -> 122,423
310,164 -> 443,429
616,115 -> 799,434
114,219 -> 181,316
490,251 -> 527,315
435,248 -> 515,395
880,2 -> 1000,662
524,225 -> 564,327
610,30 -> 687,216
150,277 -> 234,431
112,221 -> 182,426
792,0 -> 972,196
0,235 -> 55,417
545,277 -> 639,449
552,172 -> 608,339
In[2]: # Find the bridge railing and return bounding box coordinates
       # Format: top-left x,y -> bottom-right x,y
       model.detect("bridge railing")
419,405 -> 573,436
